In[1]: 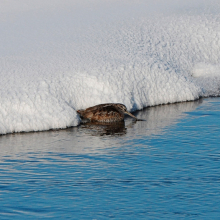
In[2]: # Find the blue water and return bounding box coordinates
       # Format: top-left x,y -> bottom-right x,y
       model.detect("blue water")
0,98 -> 220,219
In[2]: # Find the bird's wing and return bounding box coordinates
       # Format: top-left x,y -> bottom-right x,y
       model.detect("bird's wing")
91,105 -> 123,122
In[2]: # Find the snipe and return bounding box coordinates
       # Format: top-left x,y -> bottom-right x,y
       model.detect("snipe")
77,103 -> 141,122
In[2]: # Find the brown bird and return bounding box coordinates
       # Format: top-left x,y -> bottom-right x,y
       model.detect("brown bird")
77,103 -> 140,122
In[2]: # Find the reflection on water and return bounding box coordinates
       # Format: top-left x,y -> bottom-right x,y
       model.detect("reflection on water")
80,121 -> 127,136
130,99 -> 203,136
1,98 -> 220,219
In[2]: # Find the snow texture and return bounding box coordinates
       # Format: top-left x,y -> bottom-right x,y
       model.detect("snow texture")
0,0 -> 220,134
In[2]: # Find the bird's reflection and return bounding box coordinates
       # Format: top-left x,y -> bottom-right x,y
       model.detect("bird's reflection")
80,121 -> 127,136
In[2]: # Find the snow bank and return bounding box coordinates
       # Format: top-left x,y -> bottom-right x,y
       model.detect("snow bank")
0,0 -> 220,134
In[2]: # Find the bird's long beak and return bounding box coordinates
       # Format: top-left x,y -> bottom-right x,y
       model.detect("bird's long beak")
124,111 -> 138,120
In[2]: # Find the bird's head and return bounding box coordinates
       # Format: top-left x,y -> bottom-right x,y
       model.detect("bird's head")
116,104 -> 138,120
115,104 -> 127,112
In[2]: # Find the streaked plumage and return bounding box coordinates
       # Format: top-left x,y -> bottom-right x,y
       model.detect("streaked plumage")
77,103 -> 139,122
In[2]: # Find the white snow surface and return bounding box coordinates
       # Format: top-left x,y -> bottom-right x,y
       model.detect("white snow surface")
0,0 -> 220,134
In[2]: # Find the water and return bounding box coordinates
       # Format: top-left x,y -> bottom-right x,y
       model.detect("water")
0,98 -> 220,219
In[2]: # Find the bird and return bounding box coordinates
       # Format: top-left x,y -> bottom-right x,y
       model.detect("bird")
77,103 -> 140,123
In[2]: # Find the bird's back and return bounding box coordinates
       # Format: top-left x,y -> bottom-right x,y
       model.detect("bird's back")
77,103 -> 124,122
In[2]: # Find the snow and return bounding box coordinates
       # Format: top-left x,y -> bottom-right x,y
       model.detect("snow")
0,0 -> 220,134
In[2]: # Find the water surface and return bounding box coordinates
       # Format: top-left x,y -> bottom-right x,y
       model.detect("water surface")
0,98 -> 220,219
